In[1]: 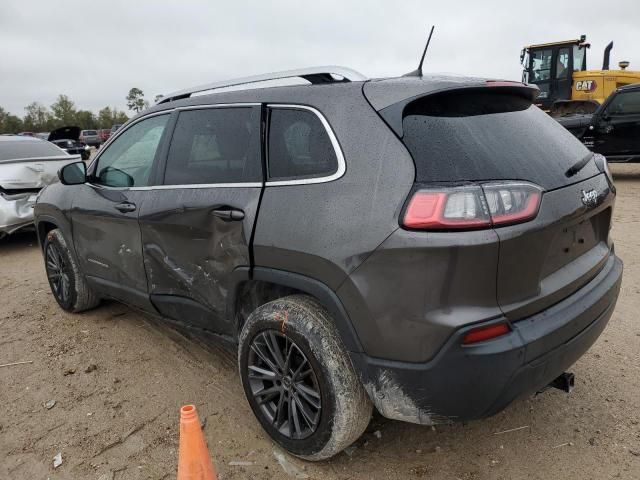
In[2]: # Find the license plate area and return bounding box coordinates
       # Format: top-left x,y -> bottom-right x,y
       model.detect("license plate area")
542,210 -> 609,278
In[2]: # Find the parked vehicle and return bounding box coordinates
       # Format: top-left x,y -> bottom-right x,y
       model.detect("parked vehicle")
98,129 -> 111,143
48,126 -> 91,160
110,124 -> 123,136
79,129 -> 101,147
17,132 -> 35,137
1,136 -> 79,237
34,67 -> 623,460
35,132 -> 50,140
557,83 -> 640,162
521,34 -> 640,116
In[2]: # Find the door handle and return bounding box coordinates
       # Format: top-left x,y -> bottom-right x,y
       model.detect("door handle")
212,208 -> 245,221
115,202 -> 137,213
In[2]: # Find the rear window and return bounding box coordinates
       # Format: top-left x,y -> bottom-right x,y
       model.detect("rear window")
401,90 -> 599,190
83,130 -> 98,136
0,140 -> 66,161
267,108 -> 338,181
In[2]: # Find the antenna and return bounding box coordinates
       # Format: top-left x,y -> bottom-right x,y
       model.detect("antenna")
404,25 -> 435,77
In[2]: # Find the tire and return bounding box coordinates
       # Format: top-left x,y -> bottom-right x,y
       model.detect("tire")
43,229 -> 100,313
238,295 -> 372,460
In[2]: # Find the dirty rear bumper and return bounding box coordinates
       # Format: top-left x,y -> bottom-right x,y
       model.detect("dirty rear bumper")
351,254 -> 623,425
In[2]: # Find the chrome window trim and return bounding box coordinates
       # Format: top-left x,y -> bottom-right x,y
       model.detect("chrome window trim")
176,102 -> 260,111
86,182 -> 263,192
87,103 -> 345,191
130,182 -> 263,191
265,104 -> 346,187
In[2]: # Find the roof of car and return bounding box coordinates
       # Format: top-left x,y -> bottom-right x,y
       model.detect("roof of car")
0,135 -> 44,142
618,83 -> 640,92
148,69 -> 533,116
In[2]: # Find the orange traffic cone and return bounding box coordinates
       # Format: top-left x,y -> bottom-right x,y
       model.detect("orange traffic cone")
177,405 -> 218,480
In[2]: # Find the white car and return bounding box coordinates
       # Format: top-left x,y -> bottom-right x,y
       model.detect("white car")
0,136 -> 80,238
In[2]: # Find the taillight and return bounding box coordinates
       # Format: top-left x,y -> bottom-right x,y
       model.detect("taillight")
462,323 -> 510,345
403,182 -> 542,230
483,182 -> 542,226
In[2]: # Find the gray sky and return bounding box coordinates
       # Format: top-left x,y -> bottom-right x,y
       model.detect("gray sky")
1,0 -> 639,116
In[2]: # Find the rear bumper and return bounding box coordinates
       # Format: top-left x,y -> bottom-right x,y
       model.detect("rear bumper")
352,254 -> 623,424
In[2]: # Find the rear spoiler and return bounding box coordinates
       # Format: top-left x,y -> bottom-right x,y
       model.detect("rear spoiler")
372,81 -> 539,138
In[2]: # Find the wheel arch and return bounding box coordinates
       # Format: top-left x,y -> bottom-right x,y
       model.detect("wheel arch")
229,267 -> 363,353
36,216 -> 62,249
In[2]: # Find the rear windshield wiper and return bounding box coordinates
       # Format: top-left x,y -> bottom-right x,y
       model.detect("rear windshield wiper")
565,153 -> 594,178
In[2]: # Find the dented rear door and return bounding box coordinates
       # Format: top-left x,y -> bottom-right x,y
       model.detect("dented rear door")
139,105 -> 263,335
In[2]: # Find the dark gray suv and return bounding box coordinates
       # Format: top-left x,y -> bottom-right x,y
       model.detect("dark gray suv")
34,66 -> 623,460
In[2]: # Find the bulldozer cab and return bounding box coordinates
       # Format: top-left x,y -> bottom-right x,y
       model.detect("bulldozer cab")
521,36 -> 589,110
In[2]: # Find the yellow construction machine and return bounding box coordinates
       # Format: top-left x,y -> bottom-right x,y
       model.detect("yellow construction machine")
521,35 -> 640,116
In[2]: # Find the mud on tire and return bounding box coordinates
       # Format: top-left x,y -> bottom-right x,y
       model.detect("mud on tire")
43,228 -> 100,313
238,294 -> 372,460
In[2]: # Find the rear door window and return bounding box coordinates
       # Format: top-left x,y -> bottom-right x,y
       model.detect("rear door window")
163,107 -> 261,185
401,89 -> 599,190
267,107 -> 338,181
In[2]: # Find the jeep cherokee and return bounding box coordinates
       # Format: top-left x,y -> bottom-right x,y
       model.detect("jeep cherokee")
34,66 -> 623,460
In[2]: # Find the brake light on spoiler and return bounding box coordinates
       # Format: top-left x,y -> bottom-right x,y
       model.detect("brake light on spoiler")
403,182 -> 543,230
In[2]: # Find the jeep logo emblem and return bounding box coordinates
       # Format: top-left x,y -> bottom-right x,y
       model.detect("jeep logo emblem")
576,80 -> 597,92
581,189 -> 599,207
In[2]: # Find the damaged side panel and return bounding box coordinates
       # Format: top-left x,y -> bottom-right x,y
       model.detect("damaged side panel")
0,157 -> 79,234
138,187 -> 262,334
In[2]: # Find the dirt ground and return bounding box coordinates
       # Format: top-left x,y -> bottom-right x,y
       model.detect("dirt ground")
1,165 -> 639,480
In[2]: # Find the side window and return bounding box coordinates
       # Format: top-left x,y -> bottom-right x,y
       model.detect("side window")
267,108 -> 338,181
556,48 -> 570,79
94,115 -> 169,187
164,107 -> 261,185
605,91 -> 640,116
531,49 -> 552,82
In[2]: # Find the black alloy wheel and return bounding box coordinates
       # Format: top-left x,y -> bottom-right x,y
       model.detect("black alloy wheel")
45,242 -> 70,304
247,330 -> 322,440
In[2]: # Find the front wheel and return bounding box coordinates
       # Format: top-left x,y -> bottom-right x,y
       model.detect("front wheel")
43,229 -> 100,312
238,295 -> 372,460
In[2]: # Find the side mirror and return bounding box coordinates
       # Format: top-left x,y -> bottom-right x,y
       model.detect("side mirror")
59,161 -> 86,185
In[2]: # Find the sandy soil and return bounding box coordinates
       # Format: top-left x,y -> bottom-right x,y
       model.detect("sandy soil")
1,164 -> 639,480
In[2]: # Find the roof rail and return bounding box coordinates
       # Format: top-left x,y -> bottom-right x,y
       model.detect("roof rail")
157,66 -> 367,104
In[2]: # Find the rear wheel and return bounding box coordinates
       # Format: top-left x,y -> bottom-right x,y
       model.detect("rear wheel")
44,229 -> 100,312
238,295 -> 372,460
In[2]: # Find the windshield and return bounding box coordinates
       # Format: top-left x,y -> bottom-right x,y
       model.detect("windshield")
401,89 -> 600,190
0,140 -> 67,161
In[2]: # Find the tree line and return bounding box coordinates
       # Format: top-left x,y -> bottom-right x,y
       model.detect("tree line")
0,88 -> 154,134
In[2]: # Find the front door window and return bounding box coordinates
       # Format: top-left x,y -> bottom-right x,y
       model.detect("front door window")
94,114 -> 169,187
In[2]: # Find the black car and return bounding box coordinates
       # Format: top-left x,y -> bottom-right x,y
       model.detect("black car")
557,83 -> 640,162
34,67 -> 622,460
48,126 -> 91,160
